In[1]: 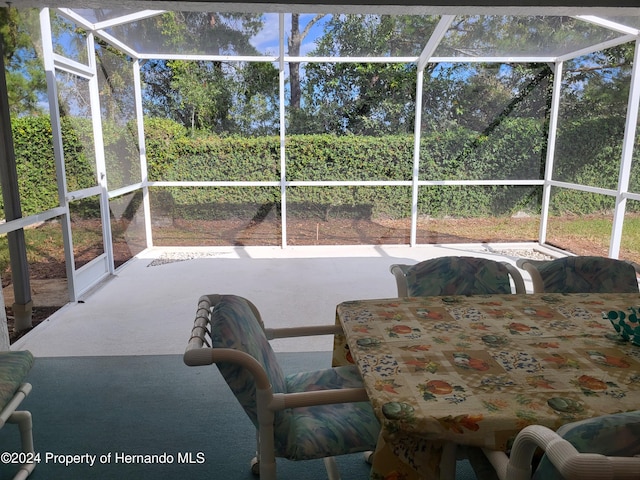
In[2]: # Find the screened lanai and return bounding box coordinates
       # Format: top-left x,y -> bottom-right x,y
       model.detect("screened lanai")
2,2 -> 640,340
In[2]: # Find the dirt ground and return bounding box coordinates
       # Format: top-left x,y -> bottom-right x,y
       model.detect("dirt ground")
3,215 -> 609,343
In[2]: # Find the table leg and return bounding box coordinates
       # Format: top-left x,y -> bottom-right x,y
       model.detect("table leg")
439,442 -> 458,480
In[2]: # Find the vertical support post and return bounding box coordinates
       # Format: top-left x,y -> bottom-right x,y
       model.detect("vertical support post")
133,59 -> 153,249
0,35 -> 32,333
412,16 -> 454,247
86,32 -> 114,273
40,8 -> 77,302
411,70 -> 424,247
279,13 -> 287,248
539,61 -> 563,246
610,39 -> 640,259
0,291 -> 9,350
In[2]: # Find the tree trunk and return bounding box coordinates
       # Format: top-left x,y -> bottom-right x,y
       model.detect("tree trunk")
289,14 -> 302,111
288,14 -> 326,112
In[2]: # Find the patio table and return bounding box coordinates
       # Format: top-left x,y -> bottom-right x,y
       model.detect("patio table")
333,292 -> 640,480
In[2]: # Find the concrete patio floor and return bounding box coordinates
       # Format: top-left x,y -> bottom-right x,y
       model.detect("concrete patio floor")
11,242 -> 556,357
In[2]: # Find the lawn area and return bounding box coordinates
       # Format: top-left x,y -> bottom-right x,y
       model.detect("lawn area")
418,213 -> 640,262
1,212 -> 638,343
0,212 -> 638,287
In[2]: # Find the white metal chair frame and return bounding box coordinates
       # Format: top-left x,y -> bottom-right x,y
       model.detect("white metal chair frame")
184,294 -> 372,480
482,424 -> 640,480
0,382 -> 35,480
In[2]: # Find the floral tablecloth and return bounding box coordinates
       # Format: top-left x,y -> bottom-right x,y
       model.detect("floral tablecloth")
333,293 -> 640,480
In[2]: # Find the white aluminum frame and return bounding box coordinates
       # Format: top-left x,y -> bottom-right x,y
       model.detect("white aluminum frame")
13,6 -> 638,300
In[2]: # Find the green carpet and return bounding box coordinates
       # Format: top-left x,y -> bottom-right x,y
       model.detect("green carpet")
0,353 -> 477,479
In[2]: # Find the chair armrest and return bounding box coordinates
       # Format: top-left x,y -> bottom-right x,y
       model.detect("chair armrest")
515,258 -> 545,271
624,259 -> 640,276
501,261 -> 527,294
390,264 -> 410,297
264,324 -> 343,340
516,259 -> 546,294
0,383 -> 32,427
483,424 -> 640,480
184,346 -> 370,412
272,387 -> 370,411
183,347 -> 272,390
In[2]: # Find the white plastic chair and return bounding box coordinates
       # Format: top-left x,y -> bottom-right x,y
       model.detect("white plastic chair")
480,412 -> 640,480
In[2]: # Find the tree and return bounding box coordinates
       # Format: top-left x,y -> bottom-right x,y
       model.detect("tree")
294,14 -> 439,135
560,43 -> 634,120
141,11 -> 267,134
288,13 -> 325,112
443,63 -> 552,134
0,8 -> 46,117
232,61 -> 280,136
168,60 -> 234,132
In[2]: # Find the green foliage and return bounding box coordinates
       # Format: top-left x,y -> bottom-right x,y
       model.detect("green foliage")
554,116 -> 625,190
6,113 -> 637,223
168,60 -> 233,132
286,135 -> 413,181
1,8 -> 47,116
5,115 -> 140,216
11,115 -> 58,213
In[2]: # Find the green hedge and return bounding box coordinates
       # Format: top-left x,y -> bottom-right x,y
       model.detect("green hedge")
8,115 -> 140,216
5,115 -> 638,221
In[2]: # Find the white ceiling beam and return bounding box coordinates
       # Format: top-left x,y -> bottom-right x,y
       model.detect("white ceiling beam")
286,56 -> 418,63
93,10 -> 167,30
430,56 -> 557,63
10,1 -> 640,16
417,15 -> 455,70
55,8 -> 96,31
557,33 -> 637,62
575,15 -> 640,36
136,53 -> 279,62
135,54 -> 422,63
93,30 -> 141,59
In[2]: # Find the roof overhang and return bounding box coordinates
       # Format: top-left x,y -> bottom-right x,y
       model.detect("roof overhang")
6,1 -> 640,16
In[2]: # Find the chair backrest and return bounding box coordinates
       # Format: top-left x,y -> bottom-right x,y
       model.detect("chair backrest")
521,256 -> 640,294
392,256 -> 523,297
209,295 -> 287,428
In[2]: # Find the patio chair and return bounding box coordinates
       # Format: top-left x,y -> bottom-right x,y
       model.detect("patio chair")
480,410 -> 640,480
516,256 -> 640,294
390,256 -> 526,297
0,350 -> 36,480
184,294 -> 380,480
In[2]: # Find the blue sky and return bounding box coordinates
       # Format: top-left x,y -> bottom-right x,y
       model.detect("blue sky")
249,13 -> 329,56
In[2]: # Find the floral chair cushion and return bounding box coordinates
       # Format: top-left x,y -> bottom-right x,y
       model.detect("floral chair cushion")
0,351 -> 33,410
532,410 -> 640,479
535,256 -> 639,294
210,295 -> 287,428
405,256 -> 513,297
279,365 -> 380,460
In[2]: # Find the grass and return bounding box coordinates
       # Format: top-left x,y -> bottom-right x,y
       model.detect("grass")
0,219 -> 128,287
421,213 -> 640,261
548,214 -> 640,259
0,213 -> 639,288
2,212 -> 639,344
